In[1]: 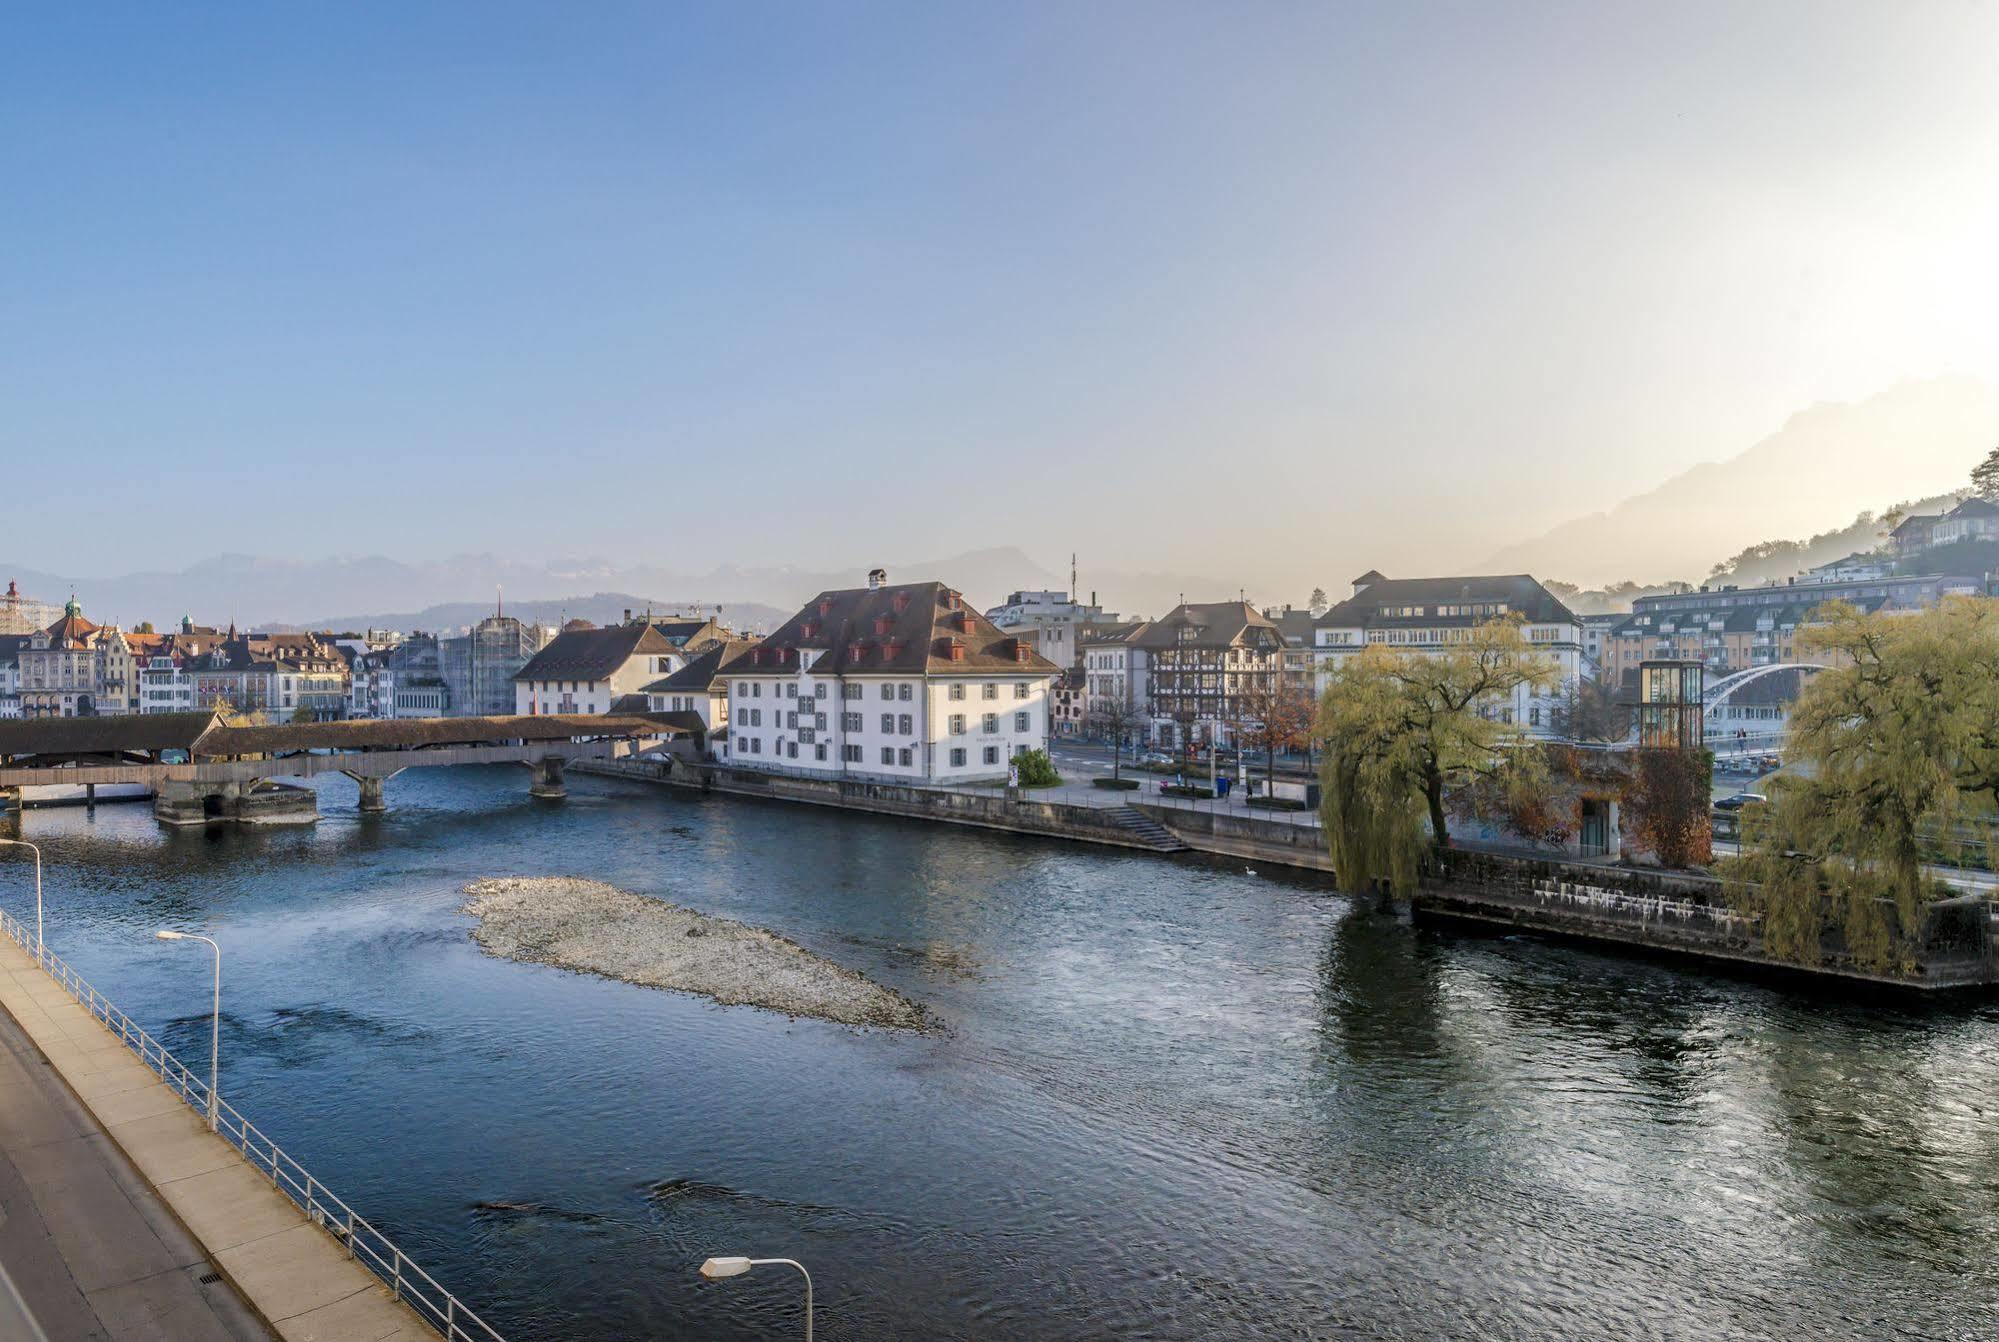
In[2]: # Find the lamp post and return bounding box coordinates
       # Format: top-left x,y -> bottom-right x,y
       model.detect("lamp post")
155,930 -> 221,1129
0,838 -> 42,957
699,1256 -> 813,1341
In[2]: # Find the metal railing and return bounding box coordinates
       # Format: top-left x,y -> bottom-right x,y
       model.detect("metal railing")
0,908 -> 506,1342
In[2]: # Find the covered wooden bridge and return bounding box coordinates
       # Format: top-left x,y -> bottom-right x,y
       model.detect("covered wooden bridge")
0,712 -> 684,825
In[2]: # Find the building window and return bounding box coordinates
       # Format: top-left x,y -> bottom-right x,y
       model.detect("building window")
898,713 -> 912,734
898,683 -> 912,701
1014,682 -> 1028,699
844,744 -> 863,763
788,742 -> 798,758
949,684 -> 965,701
815,743 -> 827,760
1014,711 -> 1029,731
899,747 -> 913,767
949,714 -> 965,735
982,713 -> 998,733
814,684 -> 827,699
881,713 -> 895,733
881,747 -> 895,765
880,683 -> 894,700
949,748 -> 966,767
844,683 -> 863,701
843,712 -> 862,731
787,684 -> 798,699
983,746 -> 999,765
982,683 -> 998,700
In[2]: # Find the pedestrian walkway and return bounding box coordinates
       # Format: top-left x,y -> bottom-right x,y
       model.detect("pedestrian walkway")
0,998 -> 271,1341
0,934 -> 439,1341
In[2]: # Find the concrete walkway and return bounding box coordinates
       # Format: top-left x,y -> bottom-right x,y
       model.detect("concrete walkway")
0,936 -> 436,1342
0,1000 -> 270,1341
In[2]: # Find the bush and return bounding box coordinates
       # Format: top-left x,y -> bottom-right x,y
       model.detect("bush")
1247,795 -> 1308,811
1161,783 -> 1212,799
1093,776 -> 1141,790
1012,748 -> 1062,787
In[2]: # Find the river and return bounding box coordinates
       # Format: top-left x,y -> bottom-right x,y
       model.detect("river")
6,768 -> 1996,1340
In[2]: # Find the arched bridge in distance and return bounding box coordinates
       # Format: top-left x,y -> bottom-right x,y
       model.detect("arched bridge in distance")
0,710 -> 688,826
1699,663 -> 1829,763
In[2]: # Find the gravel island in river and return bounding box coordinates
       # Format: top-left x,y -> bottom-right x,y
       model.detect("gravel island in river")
460,875 -> 930,1030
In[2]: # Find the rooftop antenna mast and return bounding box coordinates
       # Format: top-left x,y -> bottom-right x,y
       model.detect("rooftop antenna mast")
1070,553 -> 1078,602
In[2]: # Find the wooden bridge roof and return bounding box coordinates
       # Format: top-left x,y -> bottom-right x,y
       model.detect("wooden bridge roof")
0,712 -> 221,760
0,712 -> 677,764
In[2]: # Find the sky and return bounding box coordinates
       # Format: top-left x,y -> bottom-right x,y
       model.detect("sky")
5,2 -> 1999,596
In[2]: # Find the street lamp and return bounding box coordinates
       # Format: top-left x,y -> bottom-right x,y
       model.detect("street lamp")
155,930 -> 221,1129
699,1256 -> 814,1341
0,838 -> 42,957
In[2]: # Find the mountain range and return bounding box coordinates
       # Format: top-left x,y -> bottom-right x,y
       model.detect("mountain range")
2,549 -> 1242,634
11,376 -> 1997,628
1483,375 -> 1999,586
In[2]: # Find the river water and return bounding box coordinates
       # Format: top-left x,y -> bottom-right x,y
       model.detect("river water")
6,768 -> 1997,1340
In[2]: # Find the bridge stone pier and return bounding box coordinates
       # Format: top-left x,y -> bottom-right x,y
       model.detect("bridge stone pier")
529,755 -> 567,799
155,779 -> 320,827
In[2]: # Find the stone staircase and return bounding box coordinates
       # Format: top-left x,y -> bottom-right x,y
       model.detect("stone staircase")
1109,806 -> 1188,852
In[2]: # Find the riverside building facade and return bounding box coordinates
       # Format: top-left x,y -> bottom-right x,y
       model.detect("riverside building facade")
1313,572 -> 1585,736
719,571 -> 1059,783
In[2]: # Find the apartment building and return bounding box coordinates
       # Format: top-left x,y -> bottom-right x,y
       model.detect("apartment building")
514,619 -> 690,716
718,570 -> 1058,784
1313,572 -> 1583,735
983,590 -> 1117,670
643,638 -> 758,758
1601,570 -> 1980,686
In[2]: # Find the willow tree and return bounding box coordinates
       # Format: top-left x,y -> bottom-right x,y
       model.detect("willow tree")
1315,617 -> 1558,895
1724,598 -> 1999,971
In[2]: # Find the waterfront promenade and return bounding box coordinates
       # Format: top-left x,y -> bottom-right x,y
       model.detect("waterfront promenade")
0,1003 -> 270,1340
0,934 -> 439,1341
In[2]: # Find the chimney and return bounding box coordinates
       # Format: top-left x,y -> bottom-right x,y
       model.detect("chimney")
867,567 -> 887,591
624,608 -> 632,624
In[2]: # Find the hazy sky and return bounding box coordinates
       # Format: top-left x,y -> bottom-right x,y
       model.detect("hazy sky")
5,3 -> 1998,592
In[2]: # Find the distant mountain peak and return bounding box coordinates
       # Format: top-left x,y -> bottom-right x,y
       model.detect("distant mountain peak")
1483,375 -> 1999,585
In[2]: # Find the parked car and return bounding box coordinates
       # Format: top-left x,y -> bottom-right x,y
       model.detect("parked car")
1139,751 -> 1173,766
1713,792 -> 1767,812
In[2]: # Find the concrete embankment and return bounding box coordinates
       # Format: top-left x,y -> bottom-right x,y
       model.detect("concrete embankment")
0,937 -> 436,1341
1415,848 -> 1999,993
575,758 -> 1350,873
1133,804 -> 1336,874
461,876 -> 930,1029
575,758 -> 1198,855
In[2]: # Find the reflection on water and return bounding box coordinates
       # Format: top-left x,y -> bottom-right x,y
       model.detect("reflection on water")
5,770 -> 1996,1341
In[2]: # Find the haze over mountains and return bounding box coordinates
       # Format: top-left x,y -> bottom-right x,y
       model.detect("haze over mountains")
10,376 -> 1996,629
1485,376 -> 1999,587
2,550 -> 1236,634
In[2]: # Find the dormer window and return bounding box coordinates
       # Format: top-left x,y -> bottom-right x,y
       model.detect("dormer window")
944,590 -> 962,611
892,592 -> 911,614
947,638 -> 966,662
886,639 -> 906,659
875,615 -> 894,636
818,598 -> 834,617
954,611 -> 974,634
801,621 -> 818,640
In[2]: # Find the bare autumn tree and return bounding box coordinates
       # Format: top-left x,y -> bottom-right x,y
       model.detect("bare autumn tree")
1240,677 -> 1315,792
1087,695 -> 1150,781
1550,675 -> 1633,744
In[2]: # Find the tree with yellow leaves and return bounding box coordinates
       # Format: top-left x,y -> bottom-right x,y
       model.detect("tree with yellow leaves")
1315,617 -> 1558,896
1726,598 -> 1999,971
